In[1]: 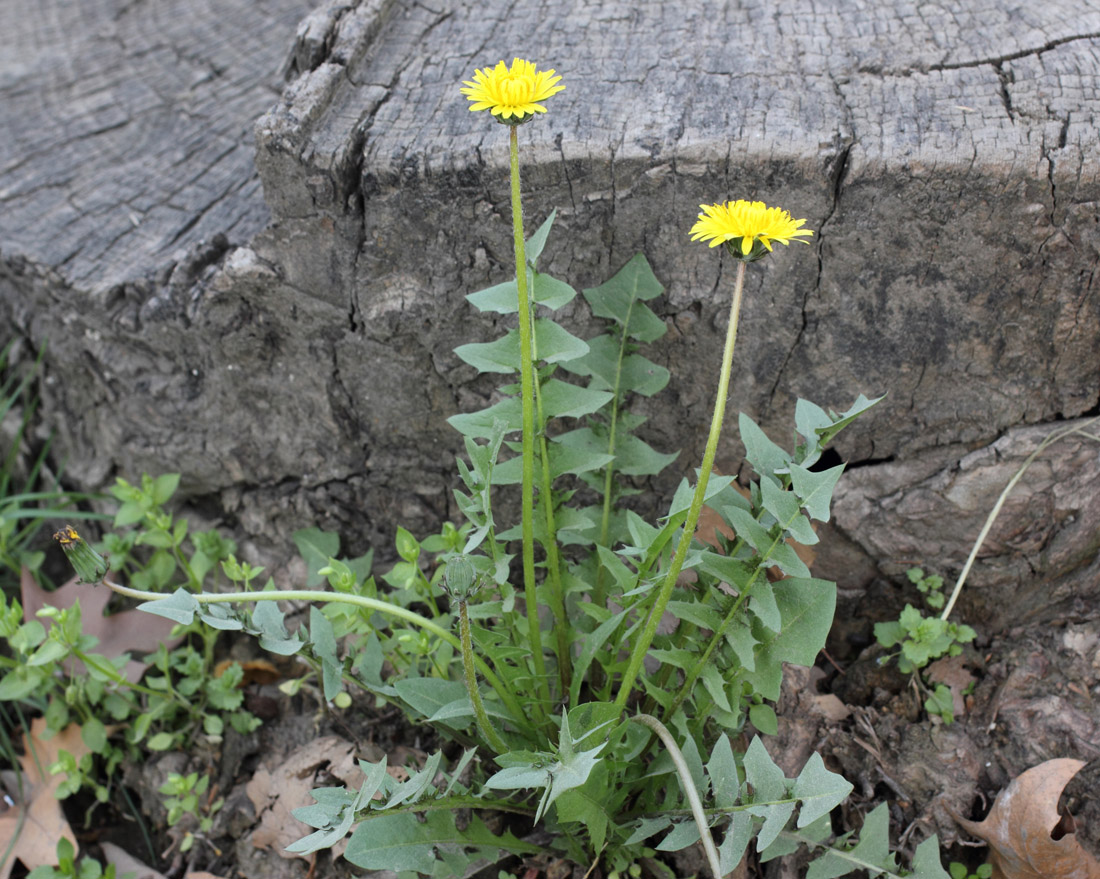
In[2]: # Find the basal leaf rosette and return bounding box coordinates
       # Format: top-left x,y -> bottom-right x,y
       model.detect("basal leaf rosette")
690,199 -> 813,262
461,57 -> 564,124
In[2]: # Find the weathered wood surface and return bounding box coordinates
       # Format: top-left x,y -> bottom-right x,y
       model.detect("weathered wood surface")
2,0 -> 1098,624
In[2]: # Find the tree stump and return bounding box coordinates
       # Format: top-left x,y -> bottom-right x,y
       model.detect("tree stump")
2,0 -> 1098,625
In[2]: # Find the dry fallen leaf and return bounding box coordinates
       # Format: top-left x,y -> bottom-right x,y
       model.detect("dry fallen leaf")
246,736 -> 367,859
21,567 -> 181,683
809,692 -> 851,722
99,842 -> 168,879
213,658 -> 281,686
0,718 -> 92,879
956,758 -> 1100,879
926,654 -> 977,720
97,845 -> 230,879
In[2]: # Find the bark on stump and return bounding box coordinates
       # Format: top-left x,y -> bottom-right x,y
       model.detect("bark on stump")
1,0 -> 1098,628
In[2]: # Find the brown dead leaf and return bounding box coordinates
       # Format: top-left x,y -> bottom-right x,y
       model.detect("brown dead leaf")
91,845 -> 225,879
246,736 -> 366,859
0,718 -> 93,879
956,758 -> 1100,879
21,567 -> 181,683
809,693 -> 851,722
926,654 -> 977,720
213,658 -> 281,686
99,842 -> 167,879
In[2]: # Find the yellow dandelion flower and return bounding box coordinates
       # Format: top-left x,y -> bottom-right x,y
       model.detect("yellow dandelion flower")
460,57 -> 565,121
690,200 -> 813,260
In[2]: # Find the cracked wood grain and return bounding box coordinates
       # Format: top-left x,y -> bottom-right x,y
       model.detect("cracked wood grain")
0,0 -> 313,290
0,0 -> 1098,616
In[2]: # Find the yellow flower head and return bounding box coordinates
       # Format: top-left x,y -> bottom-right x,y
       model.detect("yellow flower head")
460,58 -> 564,122
690,200 -> 813,261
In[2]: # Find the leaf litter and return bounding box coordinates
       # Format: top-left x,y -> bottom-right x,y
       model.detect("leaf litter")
956,759 -> 1100,879
0,718 -> 91,879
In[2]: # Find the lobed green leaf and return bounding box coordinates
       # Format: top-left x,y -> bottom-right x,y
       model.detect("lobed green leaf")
582,254 -> 666,342
805,802 -> 897,879
789,463 -> 845,523
137,588 -> 198,625
344,810 -> 535,873
739,414 -> 791,484
792,752 -> 854,828
722,506 -> 811,579
565,334 -> 671,397
760,479 -> 820,545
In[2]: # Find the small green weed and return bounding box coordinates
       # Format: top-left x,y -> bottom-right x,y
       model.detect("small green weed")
874,602 -> 976,675
26,839 -> 115,879
949,861 -> 993,879
159,770 -> 223,853
908,566 -> 945,609
875,567 -> 977,723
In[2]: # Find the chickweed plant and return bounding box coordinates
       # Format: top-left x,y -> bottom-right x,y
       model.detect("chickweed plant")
874,568 -> 977,724
874,568 -> 977,678
0,476 -> 257,816
26,839 -> 115,879
159,770 -> 223,854
56,59 -> 953,878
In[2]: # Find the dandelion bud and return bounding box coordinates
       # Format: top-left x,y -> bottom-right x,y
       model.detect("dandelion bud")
53,526 -> 109,584
443,555 -> 480,600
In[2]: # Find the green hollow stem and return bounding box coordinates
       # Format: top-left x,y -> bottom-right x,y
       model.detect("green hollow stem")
459,600 -> 508,754
614,260 -> 747,711
99,578 -> 531,734
629,714 -> 722,879
510,123 -> 552,709
534,377 -> 573,693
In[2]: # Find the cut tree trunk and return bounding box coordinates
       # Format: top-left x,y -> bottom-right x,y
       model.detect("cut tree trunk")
1,0 -> 1098,627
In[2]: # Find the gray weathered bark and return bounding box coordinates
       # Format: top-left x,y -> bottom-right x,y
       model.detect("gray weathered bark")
2,0 -> 1098,626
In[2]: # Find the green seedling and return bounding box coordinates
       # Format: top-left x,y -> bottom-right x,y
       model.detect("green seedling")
26,839 -> 116,879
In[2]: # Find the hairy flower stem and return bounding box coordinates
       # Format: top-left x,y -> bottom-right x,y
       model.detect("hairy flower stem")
533,377 -> 573,693
98,578 -> 535,738
615,261 -> 747,711
629,714 -> 722,879
459,600 -> 509,753
510,123 -> 552,711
